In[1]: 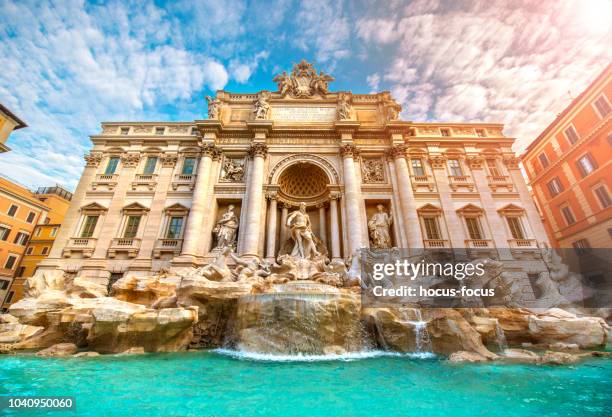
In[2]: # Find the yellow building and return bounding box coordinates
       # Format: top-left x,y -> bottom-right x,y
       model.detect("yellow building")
0,103 -> 27,153
0,182 -> 72,310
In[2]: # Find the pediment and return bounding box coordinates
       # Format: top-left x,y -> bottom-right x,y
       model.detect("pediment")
164,203 -> 189,214
497,204 -> 525,215
456,203 -> 484,214
417,203 -> 442,214
80,202 -> 108,212
121,202 -> 150,213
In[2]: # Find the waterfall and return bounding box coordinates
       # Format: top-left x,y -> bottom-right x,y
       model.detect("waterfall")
399,308 -> 432,353
494,319 -> 508,352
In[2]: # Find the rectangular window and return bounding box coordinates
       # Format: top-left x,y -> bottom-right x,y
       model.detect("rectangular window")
423,217 -> 441,240
465,217 -> 483,240
506,217 -> 525,240
440,128 -> 451,137
564,125 -> 579,145
26,247 -> 34,255
17,266 -> 26,277
166,217 -> 184,239
572,238 -> 591,254
486,159 -> 500,176
561,205 -> 576,225
593,95 -> 611,118
538,153 -> 549,168
576,153 -> 597,177
143,157 -> 158,174
593,185 -> 611,209
120,127 -> 129,135
155,127 -> 165,135
546,177 -> 564,197
34,228 -> 41,237
41,247 -> 49,255
447,159 -> 463,177
4,254 -> 18,270
7,204 -> 18,217
190,127 -> 198,135
26,211 -> 36,223
476,128 -> 486,137
13,232 -> 28,246
105,157 -> 120,175
80,215 -> 99,238
123,215 -> 142,238
0,279 -> 9,290
411,159 -> 425,176
50,227 -> 57,237
0,226 -> 10,241
5,291 -> 14,303
182,157 -> 196,175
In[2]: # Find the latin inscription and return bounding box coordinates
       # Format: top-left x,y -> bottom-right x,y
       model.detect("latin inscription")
272,106 -> 337,122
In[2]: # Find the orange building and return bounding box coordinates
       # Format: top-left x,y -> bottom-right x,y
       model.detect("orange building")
521,64 -> 611,248
0,176 -> 49,309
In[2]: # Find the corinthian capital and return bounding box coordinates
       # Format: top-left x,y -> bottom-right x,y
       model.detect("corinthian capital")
84,151 -> 103,168
120,153 -> 141,168
386,145 -> 407,160
201,143 -> 219,158
502,155 -> 520,170
339,144 -> 359,158
248,142 -> 268,158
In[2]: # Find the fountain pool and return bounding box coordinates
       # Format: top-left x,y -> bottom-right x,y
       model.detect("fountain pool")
1,350 -> 610,417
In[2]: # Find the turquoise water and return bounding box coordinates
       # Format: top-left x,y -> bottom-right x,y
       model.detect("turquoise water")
1,350 -> 610,417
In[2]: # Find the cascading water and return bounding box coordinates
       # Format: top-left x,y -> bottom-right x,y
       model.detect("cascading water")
398,308 -> 432,353
494,319 -> 508,352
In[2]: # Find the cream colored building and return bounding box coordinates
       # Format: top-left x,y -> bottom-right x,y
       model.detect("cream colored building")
36,61 -> 549,291
0,103 -> 27,153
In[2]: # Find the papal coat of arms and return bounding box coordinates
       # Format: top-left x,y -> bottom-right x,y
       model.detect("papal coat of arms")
273,60 -> 334,98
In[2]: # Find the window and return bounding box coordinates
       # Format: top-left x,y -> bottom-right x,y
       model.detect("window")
593,95 -> 611,118
143,157 -> 158,174
123,215 -> 142,238
16,266 -> 26,277
411,159 -> 425,176
120,127 -> 129,135
41,246 -> 49,255
50,227 -> 57,237
538,153 -> 549,168
465,217 -> 483,240
572,239 -> 591,254
440,128 -> 451,137
182,157 -> 196,175
506,217 -> 525,240
166,217 -> 184,239
34,228 -> 41,237
26,211 -> 36,223
476,128 -> 486,137
13,232 -> 28,246
546,177 -> 564,197
564,125 -> 579,145
576,153 -> 597,177
7,204 -> 18,217
26,247 -> 34,255
0,279 -> 9,290
422,217 -> 441,240
5,291 -> 14,304
105,157 -> 120,175
486,159 -> 500,176
0,226 -> 10,241
447,159 -> 463,177
560,205 -> 576,225
593,185 -> 611,209
80,215 -> 99,238
190,127 -> 198,135
4,254 -> 18,270
155,127 -> 165,135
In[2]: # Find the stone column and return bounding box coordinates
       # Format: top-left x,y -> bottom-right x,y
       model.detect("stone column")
265,193 -> 278,261
318,204 -> 327,247
429,154 -> 465,249
329,194 -> 342,261
180,144 -> 216,258
279,203 -> 289,249
241,143 -> 268,258
198,150 -> 223,255
390,145 -> 423,249
340,144 -> 364,255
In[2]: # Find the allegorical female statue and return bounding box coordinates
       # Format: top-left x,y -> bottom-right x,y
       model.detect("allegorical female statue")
213,205 -> 238,249
286,202 -> 320,259
368,204 -> 393,249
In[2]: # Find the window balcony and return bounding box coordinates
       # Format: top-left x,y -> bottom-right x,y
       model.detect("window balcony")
172,174 -> 196,191
465,239 -> 493,248
487,175 -> 514,192
131,174 -> 158,191
153,238 -> 183,258
423,239 -> 449,248
410,175 -> 435,192
108,237 -> 141,258
448,175 -> 475,191
63,237 -> 97,258
508,238 -> 538,249
91,174 -> 119,191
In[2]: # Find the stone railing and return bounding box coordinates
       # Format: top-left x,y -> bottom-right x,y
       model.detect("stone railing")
448,175 -> 475,191
153,238 -> 183,258
63,237 -> 97,258
423,239 -> 449,248
172,174 -> 196,191
108,237 -> 141,258
132,174 -> 158,191
508,238 -> 538,248
487,175 -> 513,192
410,175 -> 435,191
465,239 -> 493,248
91,174 -> 119,191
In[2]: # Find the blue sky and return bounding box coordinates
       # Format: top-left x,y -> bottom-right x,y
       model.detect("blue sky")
0,0 -> 610,190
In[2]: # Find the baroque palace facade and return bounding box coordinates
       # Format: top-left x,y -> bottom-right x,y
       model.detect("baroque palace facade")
36,61 -> 549,288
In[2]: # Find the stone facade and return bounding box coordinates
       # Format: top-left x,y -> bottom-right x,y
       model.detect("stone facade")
35,61 -> 550,292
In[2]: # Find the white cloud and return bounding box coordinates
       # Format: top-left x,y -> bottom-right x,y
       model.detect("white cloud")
366,73 -> 380,93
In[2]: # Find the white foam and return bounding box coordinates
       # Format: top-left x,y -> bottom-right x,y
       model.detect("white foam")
211,348 -> 436,362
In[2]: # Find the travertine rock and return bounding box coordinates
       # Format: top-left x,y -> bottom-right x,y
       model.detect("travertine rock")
499,348 -> 540,364
0,322 -> 44,344
36,343 -> 77,357
112,274 -> 181,307
73,351 -> 100,357
448,351 -> 492,363
362,308 -> 419,352
528,309 -> 608,348
541,350 -> 579,365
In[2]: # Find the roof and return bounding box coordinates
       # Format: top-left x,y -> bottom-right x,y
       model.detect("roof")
0,103 -> 27,130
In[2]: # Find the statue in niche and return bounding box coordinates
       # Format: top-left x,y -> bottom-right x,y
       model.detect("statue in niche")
221,158 -> 244,182
337,96 -> 351,120
368,204 -> 393,249
213,205 -> 239,250
253,93 -> 270,120
286,202 -> 320,259
362,159 -> 384,183
206,96 -> 221,119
